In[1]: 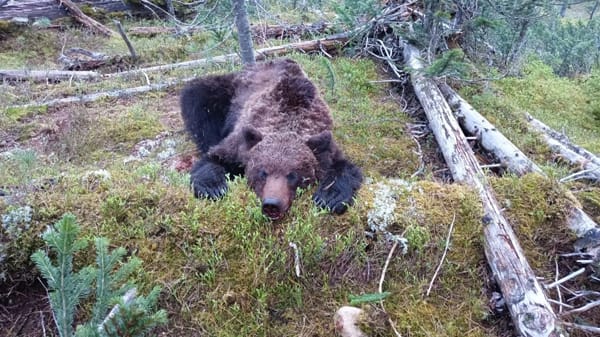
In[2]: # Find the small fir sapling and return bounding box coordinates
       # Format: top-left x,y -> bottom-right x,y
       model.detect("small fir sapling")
31,214 -> 167,337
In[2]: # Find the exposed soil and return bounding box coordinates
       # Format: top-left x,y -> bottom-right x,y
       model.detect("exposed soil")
0,279 -> 55,337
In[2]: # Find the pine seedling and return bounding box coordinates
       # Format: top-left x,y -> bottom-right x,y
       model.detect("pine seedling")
89,237 -> 142,326
32,214 -> 167,337
31,213 -> 95,337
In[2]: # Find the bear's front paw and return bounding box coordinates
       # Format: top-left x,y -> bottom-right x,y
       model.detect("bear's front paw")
192,177 -> 228,199
190,160 -> 228,199
313,180 -> 355,215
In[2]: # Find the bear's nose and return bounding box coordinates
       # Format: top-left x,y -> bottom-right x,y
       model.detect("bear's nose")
262,198 -> 283,220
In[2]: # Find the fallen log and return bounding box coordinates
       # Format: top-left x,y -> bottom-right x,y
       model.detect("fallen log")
0,69 -> 100,82
439,83 -> 600,249
55,0 -> 116,37
0,0 -> 140,21
8,34 -> 349,108
527,114 -> 600,168
128,22 -> 330,40
403,43 -> 562,337
438,83 -> 542,175
10,78 -> 188,109
103,33 -> 349,79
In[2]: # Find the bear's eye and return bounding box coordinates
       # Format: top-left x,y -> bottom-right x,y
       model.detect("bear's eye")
258,169 -> 268,180
286,172 -> 299,185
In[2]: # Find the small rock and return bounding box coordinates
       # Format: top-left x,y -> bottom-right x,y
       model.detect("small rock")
334,306 -> 366,337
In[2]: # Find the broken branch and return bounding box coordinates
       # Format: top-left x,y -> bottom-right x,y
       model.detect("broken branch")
56,0 -> 116,37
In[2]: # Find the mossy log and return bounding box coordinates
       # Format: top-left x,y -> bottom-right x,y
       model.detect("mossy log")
439,83 -> 600,241
0,0 -> 138,21
403,43 -> 563,337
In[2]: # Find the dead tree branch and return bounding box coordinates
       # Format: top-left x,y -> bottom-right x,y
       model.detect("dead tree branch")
113,20 -> 138,61
0,69 -> 100,82
55,0 -> 116,37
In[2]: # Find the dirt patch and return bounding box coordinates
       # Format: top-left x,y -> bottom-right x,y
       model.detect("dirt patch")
0,279 -> 55,337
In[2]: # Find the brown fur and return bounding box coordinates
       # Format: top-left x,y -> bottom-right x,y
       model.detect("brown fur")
182,58 -> 362,218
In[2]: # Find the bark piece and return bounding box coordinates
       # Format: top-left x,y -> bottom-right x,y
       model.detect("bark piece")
404,42 -> 563,337
56,0 -> 116,37
334,306 -> 366,337
439,83 -> 600,246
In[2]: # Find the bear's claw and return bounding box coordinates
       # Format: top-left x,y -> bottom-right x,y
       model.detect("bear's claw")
313,184 -> 353,215
193,182 -> 227,199
190,159 -> 228,199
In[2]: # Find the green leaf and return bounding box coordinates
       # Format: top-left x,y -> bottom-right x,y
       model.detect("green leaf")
349,291 -> 391,305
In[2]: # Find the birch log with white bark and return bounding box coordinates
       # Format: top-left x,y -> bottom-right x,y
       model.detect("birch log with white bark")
438,83 -> 600,242
403,43 -> 563,337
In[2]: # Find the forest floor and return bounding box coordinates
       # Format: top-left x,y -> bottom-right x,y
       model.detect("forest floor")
1,14 -> 599,337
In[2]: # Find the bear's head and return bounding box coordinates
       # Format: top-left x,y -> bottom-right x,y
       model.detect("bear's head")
242,127 -> 332,220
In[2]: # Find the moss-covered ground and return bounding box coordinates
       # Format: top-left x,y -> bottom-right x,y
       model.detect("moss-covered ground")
1,17 -> 598,337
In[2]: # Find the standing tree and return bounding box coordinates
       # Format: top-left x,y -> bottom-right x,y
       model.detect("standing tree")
232,0 -> 256,65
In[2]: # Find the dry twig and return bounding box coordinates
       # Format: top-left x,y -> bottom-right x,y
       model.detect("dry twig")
426,213 -> 456,296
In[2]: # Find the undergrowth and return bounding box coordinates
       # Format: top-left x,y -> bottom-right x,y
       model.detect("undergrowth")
31,214 -> 167,337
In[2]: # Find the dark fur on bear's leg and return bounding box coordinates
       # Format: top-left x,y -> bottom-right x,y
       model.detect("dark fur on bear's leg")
182,73 -> 244,199
313,159 -> 363,214
181,73 -> 238,153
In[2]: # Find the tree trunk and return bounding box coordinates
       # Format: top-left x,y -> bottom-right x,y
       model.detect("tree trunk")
527,115 -> 600,167
232,0 -> 255,66
439,83 -> 600,249
0,0 -> 140,21
560,0 -> 569,17
403,43 -> 562,337
438,82 -> 542,175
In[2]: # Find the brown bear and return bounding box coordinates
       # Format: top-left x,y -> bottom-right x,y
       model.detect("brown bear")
180,58 -> 362,220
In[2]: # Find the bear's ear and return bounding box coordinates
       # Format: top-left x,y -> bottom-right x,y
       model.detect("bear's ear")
306,131 -> 332,154
242,126 -> 263,149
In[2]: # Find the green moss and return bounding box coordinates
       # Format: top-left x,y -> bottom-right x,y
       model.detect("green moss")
496,59 -> 600,153
491,174 -> 575,272
3,105 -> 48,120
79,4 -> 109,21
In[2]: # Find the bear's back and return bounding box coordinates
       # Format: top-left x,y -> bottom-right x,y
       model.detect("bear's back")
232,59 -> 333,139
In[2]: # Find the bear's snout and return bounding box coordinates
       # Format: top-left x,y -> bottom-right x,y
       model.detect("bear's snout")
261,176 -> 291,220
262,198 -> 284,219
